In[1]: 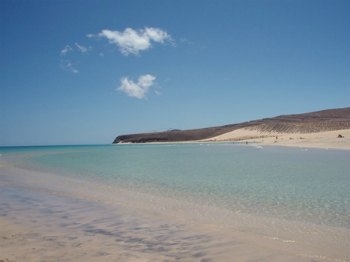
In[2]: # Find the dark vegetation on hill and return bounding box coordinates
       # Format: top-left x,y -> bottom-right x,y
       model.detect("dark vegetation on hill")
113,107 -> 350,143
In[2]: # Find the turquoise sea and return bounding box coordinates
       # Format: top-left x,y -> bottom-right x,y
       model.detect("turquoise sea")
1,144 -> 350,228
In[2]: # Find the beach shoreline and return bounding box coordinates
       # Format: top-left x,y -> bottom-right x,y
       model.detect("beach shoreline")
117,129 -> 350,151
1,154 -> 350,261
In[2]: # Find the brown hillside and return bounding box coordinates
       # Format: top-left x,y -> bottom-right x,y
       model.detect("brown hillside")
113,107 -> 350,143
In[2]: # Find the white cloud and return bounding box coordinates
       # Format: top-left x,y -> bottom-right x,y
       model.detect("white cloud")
144,27 -> 169,43
98,27 -> 171,55
60,45 -> 73,56
75,42 -> 89,53
118,74 -> 156,99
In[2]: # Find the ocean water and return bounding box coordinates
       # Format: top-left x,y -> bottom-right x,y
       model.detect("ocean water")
1,144 -> 350,228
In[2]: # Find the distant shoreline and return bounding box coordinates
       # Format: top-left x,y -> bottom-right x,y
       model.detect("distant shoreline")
113,107 -> 350,145
117,128 -> 350,151
204,128 -> 350,150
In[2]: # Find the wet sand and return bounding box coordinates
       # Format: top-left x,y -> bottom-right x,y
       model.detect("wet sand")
1,160 -> 350,261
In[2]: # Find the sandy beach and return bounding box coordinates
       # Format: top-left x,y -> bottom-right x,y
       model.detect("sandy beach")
1,153 -> 350,262
2,0 -> 349,260
205,128 -> 350,150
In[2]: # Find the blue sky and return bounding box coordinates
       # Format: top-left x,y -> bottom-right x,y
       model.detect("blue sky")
1,0 -> 349,146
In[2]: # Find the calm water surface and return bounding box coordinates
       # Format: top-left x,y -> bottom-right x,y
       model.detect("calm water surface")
1,144 -> 350,228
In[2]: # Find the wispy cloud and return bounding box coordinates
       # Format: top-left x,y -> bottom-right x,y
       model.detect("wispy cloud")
118,74 -> 156,99
179,38 -> 194,46
74,42 -> 89,53
96,27 -> 171,55
60,45 -> 73,56
59,42 -> 91,74
60,60 -> 78,74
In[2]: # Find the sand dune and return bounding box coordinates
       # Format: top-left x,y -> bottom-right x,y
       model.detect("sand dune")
206,128 -> 350,150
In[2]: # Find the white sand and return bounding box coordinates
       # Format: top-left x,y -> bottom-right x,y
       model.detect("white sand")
206,128 -> 350,150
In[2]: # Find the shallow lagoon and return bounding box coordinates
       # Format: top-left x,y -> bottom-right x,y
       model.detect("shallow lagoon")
1,144 -> 350,261
3,143 -> 350,228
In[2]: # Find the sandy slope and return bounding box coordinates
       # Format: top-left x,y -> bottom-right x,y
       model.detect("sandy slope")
206,128 -> 350,150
